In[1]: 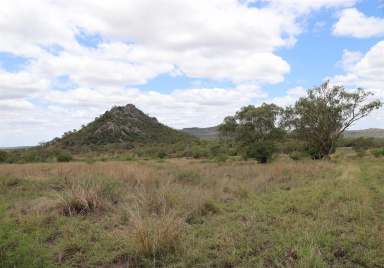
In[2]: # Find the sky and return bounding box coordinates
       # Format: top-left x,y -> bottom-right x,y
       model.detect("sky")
1,0 -> 384,147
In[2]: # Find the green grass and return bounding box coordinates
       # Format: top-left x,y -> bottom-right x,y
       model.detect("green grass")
0,157 -> 383,267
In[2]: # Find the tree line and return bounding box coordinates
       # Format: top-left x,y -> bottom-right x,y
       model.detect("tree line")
218,81 -> 382,163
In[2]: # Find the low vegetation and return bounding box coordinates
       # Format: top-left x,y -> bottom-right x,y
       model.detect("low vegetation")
0,153 -> 384,267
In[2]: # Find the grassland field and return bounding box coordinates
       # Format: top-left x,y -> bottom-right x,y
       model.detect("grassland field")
0,151 -> 383,267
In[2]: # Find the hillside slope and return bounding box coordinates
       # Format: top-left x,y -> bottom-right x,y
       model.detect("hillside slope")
54,104 -> 194,147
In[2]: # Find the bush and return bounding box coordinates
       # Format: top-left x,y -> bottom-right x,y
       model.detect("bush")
372,148 -> 384,158
0,151 -> 7,163
289,151 -> 308,161
245,142 -> 276,164
157,151 -> 167,159
56,151 -> 73,162
214,154 -> 228,163
278,139 -> 306,154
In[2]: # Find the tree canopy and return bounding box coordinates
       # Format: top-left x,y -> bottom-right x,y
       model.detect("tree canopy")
218,103 -> 284,162
282,81 -> 382,159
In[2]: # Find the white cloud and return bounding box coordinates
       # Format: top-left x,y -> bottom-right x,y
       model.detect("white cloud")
333,8 -> 384,38
0,70 -> 49,100
0,0 -> 367,146
259,0 -> 356,14
333,41 -> 384,129
287,86 -> 306,96
337,49 -> 364,71
0,0 -> 299,86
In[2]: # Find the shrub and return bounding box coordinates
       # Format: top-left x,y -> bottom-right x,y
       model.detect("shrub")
289,151 -> 308,161
279,139 -> 306,154
157,151 -> 167,159
56,151 -> 73,162
245,142 -> 276,163
191,148 -> 210,159
214,154 -> 228,163
122,154 -> 135,161
372,148 -> 384,158
0,151 -> 7,163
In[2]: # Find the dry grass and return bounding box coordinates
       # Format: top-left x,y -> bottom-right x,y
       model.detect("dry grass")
129,208 -> 185,258
56,176 -> 119,216
3,158 -> 375,267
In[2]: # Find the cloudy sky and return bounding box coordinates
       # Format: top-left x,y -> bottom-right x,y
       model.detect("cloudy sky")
1,0 -> 384,146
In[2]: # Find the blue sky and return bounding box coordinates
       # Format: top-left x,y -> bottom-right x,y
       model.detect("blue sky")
0,0 -> 384,146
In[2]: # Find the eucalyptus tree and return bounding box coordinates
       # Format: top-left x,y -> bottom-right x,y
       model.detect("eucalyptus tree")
282,81 -> 382,159
219,103 -> 284,163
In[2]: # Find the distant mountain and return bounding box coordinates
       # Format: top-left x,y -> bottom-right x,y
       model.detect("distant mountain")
344,128 -> 384,139
53,104 -> 194,147
0,146 -> 33,151
182,126 -> 384,140
181,126 -> 219,140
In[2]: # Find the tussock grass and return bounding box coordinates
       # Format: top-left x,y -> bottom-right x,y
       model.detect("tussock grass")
0,157 -> 383,267
56,176 -> 122,216
129,208 -> 185,258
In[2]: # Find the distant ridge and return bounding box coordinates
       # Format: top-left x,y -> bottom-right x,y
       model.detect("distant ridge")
344,128 -> 384,139
181,126 -> 219,140
182,126 -> 384,140
52,104 -> 194,147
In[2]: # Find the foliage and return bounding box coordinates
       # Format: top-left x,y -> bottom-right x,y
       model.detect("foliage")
289,151 -> 309,161
282,81 -> 382,159
219,103 -> 284,163
277,138 -> 307,154
0,151 -> 7,163
372,148 -> 384,158
245,142 -> 276,163
56,151 -> 73,162
338,137 -> 384,149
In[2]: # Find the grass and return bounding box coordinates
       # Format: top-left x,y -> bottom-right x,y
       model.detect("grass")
0,155 -> 383,267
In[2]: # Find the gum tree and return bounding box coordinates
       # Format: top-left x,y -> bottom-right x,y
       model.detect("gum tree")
219,103 -> 284,163
282,81 -> 382,159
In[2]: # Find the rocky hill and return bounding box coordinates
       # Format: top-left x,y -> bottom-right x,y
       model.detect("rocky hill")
53,104 -> 194,147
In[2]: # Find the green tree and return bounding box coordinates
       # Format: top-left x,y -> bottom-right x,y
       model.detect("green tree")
282,81 -> 382,159
0,150 -> 7,163
219,103 -> 284,163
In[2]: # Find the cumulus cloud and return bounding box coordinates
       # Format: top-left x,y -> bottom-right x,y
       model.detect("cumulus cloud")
337,49 -> 364,71
0,0 -> 366,146
262,0 -> 356,14
333,41 -> 384,129
333,8 -> 384,38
